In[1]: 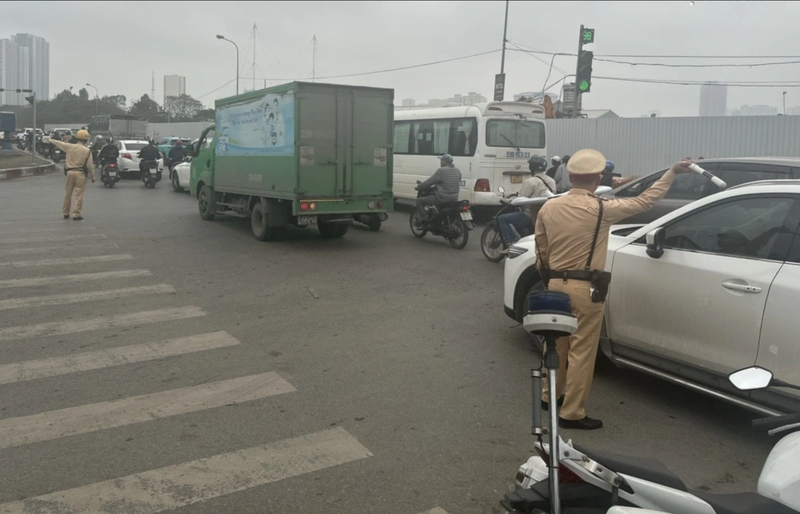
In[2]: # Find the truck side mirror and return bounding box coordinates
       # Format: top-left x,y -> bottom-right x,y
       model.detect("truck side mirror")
646,227 -> 664,259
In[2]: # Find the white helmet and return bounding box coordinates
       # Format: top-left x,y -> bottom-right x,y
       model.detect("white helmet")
551,155 -> 561,163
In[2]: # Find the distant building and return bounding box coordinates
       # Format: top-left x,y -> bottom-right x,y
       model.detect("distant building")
427,91 -> 487,107
163,75 -> 186,104
787,106 -> 800,116
401,98 -> 416,107
699,82 -> 727,117
729,104 -> 779,116
0,33 -> 48,105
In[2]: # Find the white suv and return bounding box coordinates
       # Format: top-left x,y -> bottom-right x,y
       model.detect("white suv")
503,180 -> 800,415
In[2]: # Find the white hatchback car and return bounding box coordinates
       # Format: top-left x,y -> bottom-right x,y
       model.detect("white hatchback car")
116,140 -> 164,178
503,180 -> 800,415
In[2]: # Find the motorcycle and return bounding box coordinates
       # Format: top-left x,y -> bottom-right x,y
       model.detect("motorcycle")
502,362 -> 800,514
100,159 -> 120,188
409,181 -> 474,250
140,159 -> 161,189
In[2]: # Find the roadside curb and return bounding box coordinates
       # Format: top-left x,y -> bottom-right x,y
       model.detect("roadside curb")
0,162 -> 58,181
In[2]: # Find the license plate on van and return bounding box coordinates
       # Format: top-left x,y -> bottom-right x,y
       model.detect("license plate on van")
510,175 -> 524,184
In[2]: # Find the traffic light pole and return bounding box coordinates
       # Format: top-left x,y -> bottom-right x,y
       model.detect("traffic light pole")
573,25 -> 584,119
31,92 -> 36,163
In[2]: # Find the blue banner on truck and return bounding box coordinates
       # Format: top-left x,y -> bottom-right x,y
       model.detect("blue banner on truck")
216,91 -> 295,156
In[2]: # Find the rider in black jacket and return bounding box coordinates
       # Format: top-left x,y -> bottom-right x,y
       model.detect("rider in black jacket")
138,139 -> 162,175
98,138 -> 120,165
167,140 -> 187,169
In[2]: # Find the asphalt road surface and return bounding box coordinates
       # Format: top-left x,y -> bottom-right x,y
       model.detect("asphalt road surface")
0,173 -> 774,513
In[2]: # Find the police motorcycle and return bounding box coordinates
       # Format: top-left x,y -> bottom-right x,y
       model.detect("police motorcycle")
409,180 -> 475,250
502,363 -> 800,514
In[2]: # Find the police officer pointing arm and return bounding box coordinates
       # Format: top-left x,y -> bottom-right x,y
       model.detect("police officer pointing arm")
50,129 -> 95,221
534,149 -> 691,430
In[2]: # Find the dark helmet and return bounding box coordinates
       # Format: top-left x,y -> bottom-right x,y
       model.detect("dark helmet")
528,155 -> 548,172
605,160 -> 615,172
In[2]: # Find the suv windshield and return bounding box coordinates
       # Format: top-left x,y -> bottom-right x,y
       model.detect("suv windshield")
486,119 -> 545,149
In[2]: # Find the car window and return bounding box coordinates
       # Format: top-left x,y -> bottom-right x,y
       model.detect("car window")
712,165 -> 789,190
664,172 -> 711,200
615,171 -> 663,197
201,131 -> 215,150
663,196 -> 796,261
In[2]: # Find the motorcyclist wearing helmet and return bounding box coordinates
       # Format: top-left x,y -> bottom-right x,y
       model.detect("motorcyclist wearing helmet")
138,139 -> 163,175
414,153 -> 462,225
498,155 -> 556,248
97,137 -> 120,165
600,160 -> 619,188
49,129 -> 96,220
167,139 -> 187,170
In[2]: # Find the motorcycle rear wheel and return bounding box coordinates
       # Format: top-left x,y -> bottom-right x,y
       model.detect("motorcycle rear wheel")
447,218 -> 470,250
481,221 -> 505,262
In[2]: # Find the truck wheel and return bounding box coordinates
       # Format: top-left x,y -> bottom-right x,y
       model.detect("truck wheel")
319,222 -> 347,239
251,201 -> 282,241
198,185 -> 216,221
366,216 -> 382,232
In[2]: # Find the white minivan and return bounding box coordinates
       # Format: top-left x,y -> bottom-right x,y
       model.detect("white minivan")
393,102 -> 547,208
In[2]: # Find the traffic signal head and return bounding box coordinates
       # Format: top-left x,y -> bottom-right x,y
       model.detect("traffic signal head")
581,28 -> 595,45
24,95 -> 35,105
576,50 -> 593,93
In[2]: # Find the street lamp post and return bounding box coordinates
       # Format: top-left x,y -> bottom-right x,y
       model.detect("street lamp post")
86,83 -> 99,115
216,35 -> 240,95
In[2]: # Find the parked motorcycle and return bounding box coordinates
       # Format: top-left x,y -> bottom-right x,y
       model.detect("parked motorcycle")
502,363 -> 800,514
140,160 -> 161,189
409,181 -> 474,249
100,159 -> 120,188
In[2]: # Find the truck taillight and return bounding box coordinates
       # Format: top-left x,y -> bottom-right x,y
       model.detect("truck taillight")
474,179 -> 490,192
300,202 -> 309,211
310,203 -> 317,211
122,152 -> 132,160
376,200 -> 383,209
368,201 -> 376,210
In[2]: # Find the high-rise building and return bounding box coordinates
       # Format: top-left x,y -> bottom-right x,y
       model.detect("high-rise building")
401,98 -> 416,107
0,36 -> 42,106
699,82 -> 727,117
163,75 -> 186,103
11,33 -> 49,101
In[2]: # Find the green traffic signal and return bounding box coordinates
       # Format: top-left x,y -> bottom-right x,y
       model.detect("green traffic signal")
581,28 -> 595,44
579,80 -> 590,92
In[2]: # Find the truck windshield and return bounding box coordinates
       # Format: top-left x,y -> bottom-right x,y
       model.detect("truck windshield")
485,119 -> 545,149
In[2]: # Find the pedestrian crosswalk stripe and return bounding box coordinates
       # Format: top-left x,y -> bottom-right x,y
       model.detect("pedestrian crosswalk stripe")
0,226 -> 97,234
0,254 -> 132,269
0,427 -> 371,513
419,509 -> 450,514
0,233 -> 106,245
0,269 -> 152,289
0,331 -> 240,385
0,371 -> 296,450
0,284 -> 175,311
0,305 -> 206,342
0,242 -> 119,257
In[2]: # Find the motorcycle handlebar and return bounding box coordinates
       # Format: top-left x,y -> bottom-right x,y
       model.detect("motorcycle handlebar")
752,412 -> 800,432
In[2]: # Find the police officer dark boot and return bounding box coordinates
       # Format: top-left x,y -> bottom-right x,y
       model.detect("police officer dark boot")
63,215 -> 69,219
540,395 -> 564,412
73,216 -> 84,221
558,416 -> 603,430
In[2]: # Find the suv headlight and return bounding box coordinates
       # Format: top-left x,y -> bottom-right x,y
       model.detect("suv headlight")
508,245 -> 529,259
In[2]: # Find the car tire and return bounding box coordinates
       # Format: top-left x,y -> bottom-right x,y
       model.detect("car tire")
172,173 -> 184,193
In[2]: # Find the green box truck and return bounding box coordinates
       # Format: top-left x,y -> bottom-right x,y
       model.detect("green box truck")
189,82 -> 394,239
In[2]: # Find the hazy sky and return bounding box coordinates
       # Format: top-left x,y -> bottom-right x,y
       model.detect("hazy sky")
4,1 -> 800,117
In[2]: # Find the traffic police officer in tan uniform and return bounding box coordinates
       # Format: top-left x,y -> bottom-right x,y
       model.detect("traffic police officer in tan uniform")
50,129 -> 95,221
535,149 -> 691,429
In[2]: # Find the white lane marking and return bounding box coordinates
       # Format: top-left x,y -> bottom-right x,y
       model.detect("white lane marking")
0,306 -> 206,342
0,372 -> 297,450
0,427 -> 371,513
0,242 -> 119,256
0,233 -> 106,245
0,269 -> 152,289
419,509 -> 450,514
0,226 -> 96,234
0,331 -> 240,385
0,284 -> 174,311
0,254 -> 132,269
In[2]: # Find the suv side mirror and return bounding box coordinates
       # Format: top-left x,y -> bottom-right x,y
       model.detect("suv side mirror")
646,227 -> 664,259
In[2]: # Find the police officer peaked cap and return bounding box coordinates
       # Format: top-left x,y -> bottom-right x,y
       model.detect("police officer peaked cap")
566,149 -> 606,175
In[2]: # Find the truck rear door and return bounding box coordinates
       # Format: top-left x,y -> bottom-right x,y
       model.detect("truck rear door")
297,88 -> 346,197
349,90 -> 392,197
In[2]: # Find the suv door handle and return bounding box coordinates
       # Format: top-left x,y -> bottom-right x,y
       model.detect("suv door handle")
722,281 -> 762,294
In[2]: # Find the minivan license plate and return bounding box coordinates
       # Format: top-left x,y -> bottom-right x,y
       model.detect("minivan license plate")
460,211 -> 473,221
510,175 -> 524,184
